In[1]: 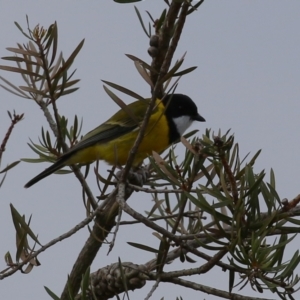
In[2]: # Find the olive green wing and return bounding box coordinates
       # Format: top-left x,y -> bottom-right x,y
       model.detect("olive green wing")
24,99 -> 158,188
66,99 -> 152,154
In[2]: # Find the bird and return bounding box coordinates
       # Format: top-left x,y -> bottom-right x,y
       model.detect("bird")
24,93 -> 205,188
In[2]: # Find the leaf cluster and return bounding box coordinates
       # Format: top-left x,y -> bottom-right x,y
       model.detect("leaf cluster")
0,18 -> 82,107
127,129 -> 300,299
1,4 -> 300,300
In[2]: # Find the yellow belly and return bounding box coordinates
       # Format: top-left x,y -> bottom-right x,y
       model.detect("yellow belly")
66,109 -> 170,166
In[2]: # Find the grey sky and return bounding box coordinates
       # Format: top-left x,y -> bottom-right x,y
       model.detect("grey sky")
1,1 -> 300,299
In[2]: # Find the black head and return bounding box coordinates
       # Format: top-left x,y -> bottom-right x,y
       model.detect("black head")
163,93 -> 205,122
162,93 -> 205,143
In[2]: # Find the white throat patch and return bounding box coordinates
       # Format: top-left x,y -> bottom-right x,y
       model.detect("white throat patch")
172,116 -> 193,136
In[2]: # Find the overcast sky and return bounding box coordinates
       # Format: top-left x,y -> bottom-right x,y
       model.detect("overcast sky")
1,1 -> 300,299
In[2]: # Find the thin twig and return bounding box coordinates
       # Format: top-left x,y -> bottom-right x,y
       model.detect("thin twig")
0,112 -> 24,162
157,249 -> 228,279
37,40 -> 64,148
108,182 -> 126,254
150,2 -> 182,96
144,278 -> 160,300
128,183 -> 200,194
37,98 -> 58,137
119,211 -> 204,225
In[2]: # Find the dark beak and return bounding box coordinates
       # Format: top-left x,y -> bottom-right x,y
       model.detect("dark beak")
194,113 -> 205,122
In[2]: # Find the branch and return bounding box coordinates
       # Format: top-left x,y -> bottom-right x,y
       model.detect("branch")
59,187 -> 118,299
60,169 -> 151,299
150,2 -> 182,96
162,277 -> 273,300
119,211 -> 203,225
0,111 -> 24,162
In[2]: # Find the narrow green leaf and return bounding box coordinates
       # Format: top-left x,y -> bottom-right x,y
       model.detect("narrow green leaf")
266,183 -> 281,204
146,10 -> 155,24
268,235 -> 286,267
55,79 -> 80,91
103,85 -> 140,125
4,251 -> 13,265
199,184 -> 231,204
185,255 -> 196,263
26,143 -> 52,159
0,65 -> 43,78
125,54 -> 158,73
260,181 -> 273,213
187,0 -> 205,15
151,152 -> 180,185
48,23 -> 58,68
134,60 -> 153,87
118,257 -> 129,298
2,56 -> 30,63
173,66 -> 197,77
54,39 -> 85,79
134,6 -> 150,37
0,172 -> 7,188
194,235 -> 227,250
21,158 -> 49,163
279,250 -> 300,278
44,286 -> 61,300
286,218 -> 300,226
156,236 -> 168,272
159,58 -> 184,84
147,199 -> 165,218
81,266 -> 90,300
183,129 -> 199,140
19,86 -> 47,97
127,242 -> 159,253
54,169 -> 73,175
14,21 -> 32,39
5,47 -> 39,57
102,80 -> 146,102
244,169 -> 265,198
156,9 -> 167,31
50,52 -> 63,81
235,149 -> 262,180
0,161 -> 20,174
10,204 -> 41,245
219,169 -> 234,201
57,87 -> 79,97
52,65 -> 67,98
67,275 -> 75,300
73,115 -> 78,140
191,163 -> 214,183
269,168 -> 276,189
16,230 -> 29,262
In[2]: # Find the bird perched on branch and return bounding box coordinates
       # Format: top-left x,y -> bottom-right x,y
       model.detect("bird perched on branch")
25,93 -> 205,188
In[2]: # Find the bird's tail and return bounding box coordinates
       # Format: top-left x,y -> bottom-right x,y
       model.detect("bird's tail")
24,158 -> 66,188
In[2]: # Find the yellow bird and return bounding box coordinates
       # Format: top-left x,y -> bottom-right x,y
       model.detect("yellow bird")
25,94 -> 205,188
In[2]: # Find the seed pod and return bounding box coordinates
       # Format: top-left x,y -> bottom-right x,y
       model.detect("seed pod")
148,46 -> 159,58
149,35 -> 159,47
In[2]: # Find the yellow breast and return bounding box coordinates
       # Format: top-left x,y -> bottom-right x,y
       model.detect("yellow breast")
67,101 -> 170,166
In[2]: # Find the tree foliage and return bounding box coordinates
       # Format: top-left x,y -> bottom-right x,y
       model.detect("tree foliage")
1,1 -> 300,300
